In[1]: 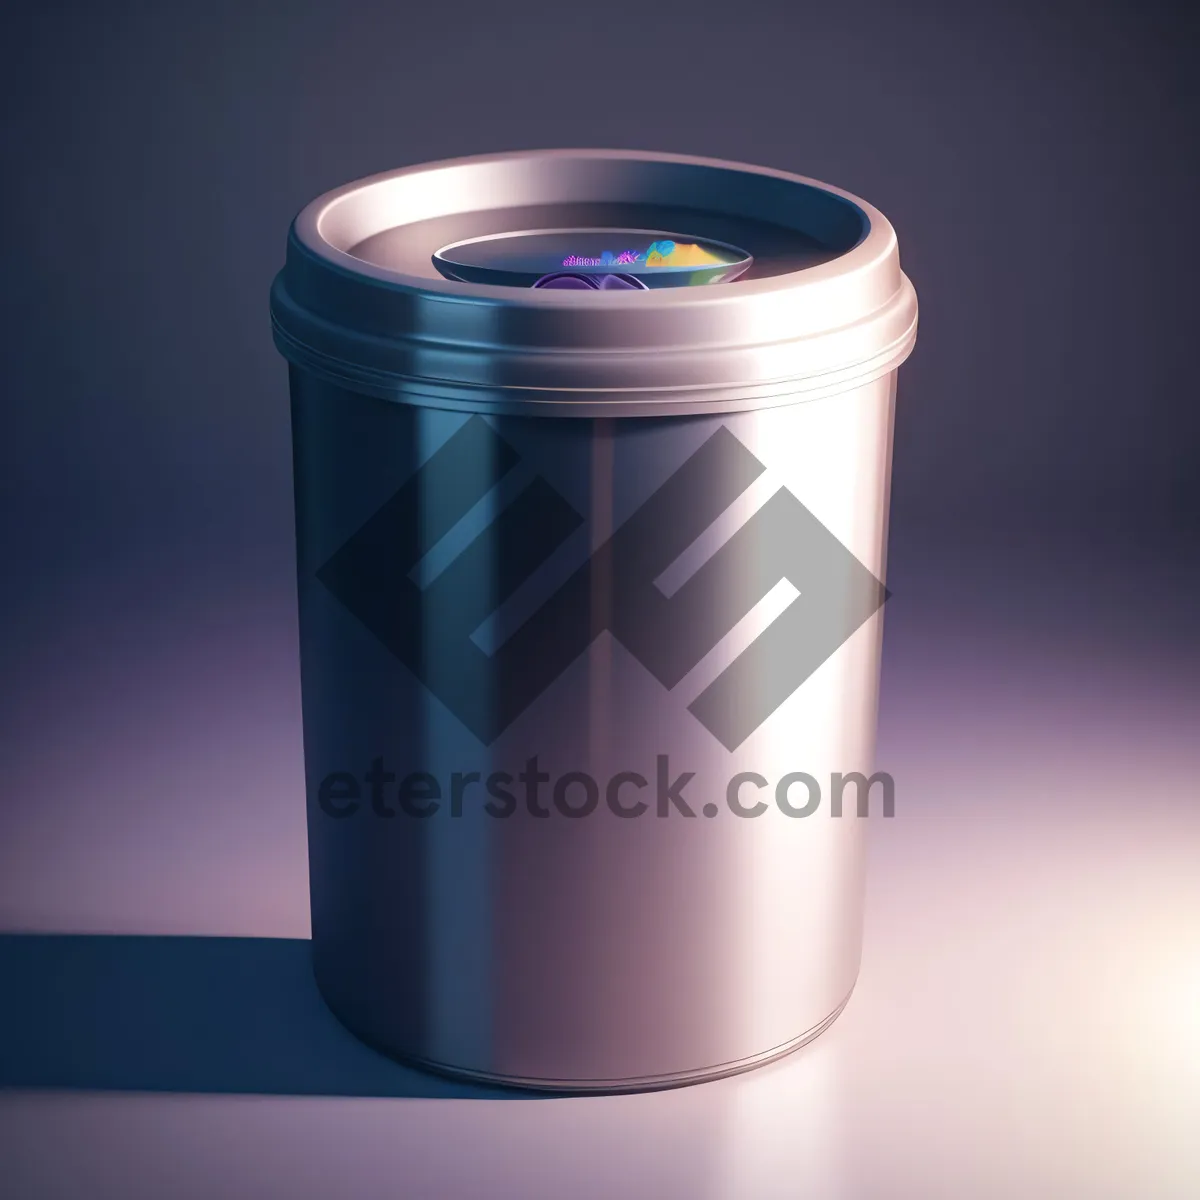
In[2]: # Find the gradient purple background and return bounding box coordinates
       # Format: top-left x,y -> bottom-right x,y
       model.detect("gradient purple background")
1,2 -> 1197,1196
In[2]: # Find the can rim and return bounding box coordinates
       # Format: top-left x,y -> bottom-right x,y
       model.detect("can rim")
272,149 -> 918,413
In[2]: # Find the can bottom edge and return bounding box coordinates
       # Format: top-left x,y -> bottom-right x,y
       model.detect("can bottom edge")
315,976 -> 855,1096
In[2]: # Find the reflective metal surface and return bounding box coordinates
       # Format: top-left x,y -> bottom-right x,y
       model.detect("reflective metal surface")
273,149 -> 914,1089
290,370 -> 896,1088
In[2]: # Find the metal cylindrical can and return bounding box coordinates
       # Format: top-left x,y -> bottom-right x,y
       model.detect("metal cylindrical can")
271,150 -> 917,1092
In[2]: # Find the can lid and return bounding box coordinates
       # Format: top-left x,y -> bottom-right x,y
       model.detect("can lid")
270,150 -> 918,416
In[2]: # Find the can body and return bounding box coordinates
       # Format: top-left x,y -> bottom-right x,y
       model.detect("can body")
290,366 -> 896,1091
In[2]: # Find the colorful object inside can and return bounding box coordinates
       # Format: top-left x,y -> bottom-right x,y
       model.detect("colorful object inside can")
433,229 -> 752,289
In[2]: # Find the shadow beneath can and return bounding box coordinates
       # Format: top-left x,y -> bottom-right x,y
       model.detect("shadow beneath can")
0,933 -> 538,1099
